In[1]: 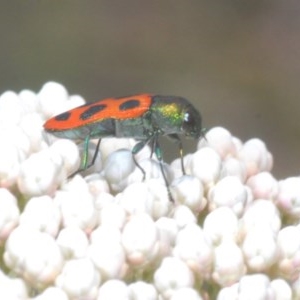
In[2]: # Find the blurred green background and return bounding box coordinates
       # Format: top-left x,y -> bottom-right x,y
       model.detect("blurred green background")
1,0 -> 299,179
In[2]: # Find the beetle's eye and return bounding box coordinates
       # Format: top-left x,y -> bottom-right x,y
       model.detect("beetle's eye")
182,112 -> 195,134
182,109 -> 202,138
184,112 -> 193,126
183,112 -> 197,132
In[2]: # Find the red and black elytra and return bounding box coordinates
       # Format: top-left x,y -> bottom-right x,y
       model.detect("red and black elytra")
44,94 -> 203,202
45,94 -> 152,132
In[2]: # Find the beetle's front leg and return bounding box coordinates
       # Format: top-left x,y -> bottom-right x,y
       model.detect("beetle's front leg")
167,133 -> 185,175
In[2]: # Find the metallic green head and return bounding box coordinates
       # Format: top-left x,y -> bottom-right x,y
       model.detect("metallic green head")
151,95 -> 202,139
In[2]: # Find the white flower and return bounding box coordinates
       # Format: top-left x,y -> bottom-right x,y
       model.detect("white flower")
190,147 -> 222,188
122,213 -> 159,266
0,125 -> 31,157
128,281 -> 158,300
240,199 -> 281,236
198,126 -> 237,158
208,176 -> 250,216
18,89 -> 39,114
38,82 -> 70,118
20,112 -> 45,152
247,171 -> 279,200
98,202 -> 127,229
0,269 -> 28,299
212,240 -> 246,286
2,82 -> 300,298
97,280 -> 130,300
89,225 -> 127,279
56,226 -> 89,259
292,275 -> 300,299
172,205 -> 197,229
100,137 -> 144,162
173,223 -> 213,277
55,257 -> 100,299
155,217 -> 178,257
242,226 -> 278,272
203,207 -> 239,246
103,149 -> 135,192
236,274 -> 275,299
32,287 -> 68,300
170,287 -> 203,300
18,148 -> 65,196
54,176 -> 98,232
154,257 -> 195,299
238,138 -> 273,177
87,174 -> 110,197
118,180 -> 171,219
171,175 -> 206,212
0,188 -> 20,243
20,195 -> 61,236
0,140 -> 24,188
271,279 -> 292,300
276,225 -> 300,281
275,177 -> 300,218
220,156 -> 247,182
217,274 -> 275,299
49,139 -> 80,176
4,226 -> 63,288
0,91 -> 24,125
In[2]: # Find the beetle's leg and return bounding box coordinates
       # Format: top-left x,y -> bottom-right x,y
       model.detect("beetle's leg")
154,139 -> 174,202
167,133 -> 185,175
69,135 -> 90,178
85,138 -> 102,169
149,138 -> 156,158
69,137 -> 101,178
132,139 -> 151,180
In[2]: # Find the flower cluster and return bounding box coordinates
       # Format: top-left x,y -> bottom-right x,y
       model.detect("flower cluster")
0,82 -> 299,299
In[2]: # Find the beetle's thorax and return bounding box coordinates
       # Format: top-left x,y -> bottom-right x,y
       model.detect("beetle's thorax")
149,96 -> 184,135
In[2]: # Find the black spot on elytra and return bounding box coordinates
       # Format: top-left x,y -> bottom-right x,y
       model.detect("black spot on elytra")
80,104 -> 107,120
55,112 -> 71,121
119,99 -> 140,111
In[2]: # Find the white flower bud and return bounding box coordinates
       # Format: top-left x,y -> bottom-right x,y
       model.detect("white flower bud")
154,257 -> 194,299
55,258 -> 100,299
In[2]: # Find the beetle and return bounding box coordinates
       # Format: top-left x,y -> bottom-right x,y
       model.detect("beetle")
43,94 -> 203,201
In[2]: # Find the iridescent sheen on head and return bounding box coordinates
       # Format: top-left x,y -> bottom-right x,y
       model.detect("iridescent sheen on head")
151,95 -> 202,138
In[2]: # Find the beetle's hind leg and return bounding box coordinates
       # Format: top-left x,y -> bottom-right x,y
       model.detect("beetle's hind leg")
68,137 -> 102,178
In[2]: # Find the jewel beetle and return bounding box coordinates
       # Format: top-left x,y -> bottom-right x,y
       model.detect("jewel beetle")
43,94 -> 203,201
